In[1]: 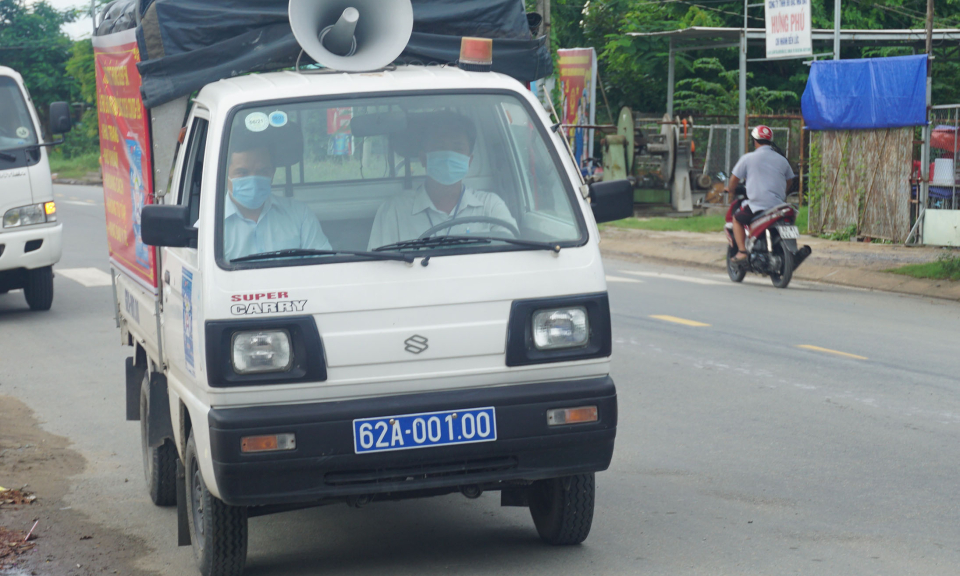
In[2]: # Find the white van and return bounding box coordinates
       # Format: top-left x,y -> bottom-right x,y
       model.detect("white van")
0,66 -> 72,310
120,62 -> 635,575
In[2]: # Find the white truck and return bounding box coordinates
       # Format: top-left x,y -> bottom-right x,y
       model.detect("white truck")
98,2 -> 634,575
0,66 -> 72,310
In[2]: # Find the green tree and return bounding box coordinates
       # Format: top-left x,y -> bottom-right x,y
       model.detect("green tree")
61,39 -> 99,158
0,0 -> 79,120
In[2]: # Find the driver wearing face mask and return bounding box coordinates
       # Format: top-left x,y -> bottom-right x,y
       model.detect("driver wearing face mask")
223,136 -> 332,261
367,112 -> 516,250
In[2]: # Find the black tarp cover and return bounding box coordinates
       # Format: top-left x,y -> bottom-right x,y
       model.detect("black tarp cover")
119,0 -> 550,108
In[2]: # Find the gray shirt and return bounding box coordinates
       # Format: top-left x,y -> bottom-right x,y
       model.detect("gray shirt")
731,145 -> 795,213
367,185 -> 517,250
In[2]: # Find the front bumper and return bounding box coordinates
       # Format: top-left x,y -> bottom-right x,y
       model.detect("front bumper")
0,222 -> 62,273
208,376 -> 617,507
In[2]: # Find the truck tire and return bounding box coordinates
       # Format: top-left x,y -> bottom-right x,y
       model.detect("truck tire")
23,266 -> 53,311
186,432 -> 248,576
528,473 -> 595,545
140,371 -> 177,506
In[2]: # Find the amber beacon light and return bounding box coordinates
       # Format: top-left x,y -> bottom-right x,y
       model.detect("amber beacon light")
458,37 -> 493,72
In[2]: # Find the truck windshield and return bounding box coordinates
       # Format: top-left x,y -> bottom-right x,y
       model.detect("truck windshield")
0,77 -> 38,151
218,92 -> 585,266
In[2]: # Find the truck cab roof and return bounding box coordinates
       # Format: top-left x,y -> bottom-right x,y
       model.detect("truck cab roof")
195,66 -> 528,113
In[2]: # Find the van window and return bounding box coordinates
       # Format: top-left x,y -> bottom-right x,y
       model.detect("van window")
179,118 -> 209,226
217,93 -> 586,267
0,77 -> 38,151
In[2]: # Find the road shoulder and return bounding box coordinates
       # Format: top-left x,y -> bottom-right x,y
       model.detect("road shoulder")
0,395 -> 155,576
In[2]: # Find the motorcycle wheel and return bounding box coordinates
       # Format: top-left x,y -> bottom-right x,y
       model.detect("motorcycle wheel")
770,242 -> 794,288
726,246 -> 747,283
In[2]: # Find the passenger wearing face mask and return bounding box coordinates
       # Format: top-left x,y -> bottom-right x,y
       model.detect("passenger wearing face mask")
367,112 -> 516,250
223,135 -> 332,261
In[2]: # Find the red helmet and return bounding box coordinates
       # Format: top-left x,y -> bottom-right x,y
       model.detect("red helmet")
751,125 -> 773,142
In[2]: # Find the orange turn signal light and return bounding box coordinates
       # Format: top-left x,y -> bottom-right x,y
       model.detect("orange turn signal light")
458,37 -> 493,72
546,406 -> 598,426
44,201 -> 56,216
241,433 -> 296,453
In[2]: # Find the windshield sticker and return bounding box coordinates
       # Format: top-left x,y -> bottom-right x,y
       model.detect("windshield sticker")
268,111 -> 288,127
15,127 -> 29,139
244,112 -> 269,132
182,268 -> 195,376
231,300 -> 307,316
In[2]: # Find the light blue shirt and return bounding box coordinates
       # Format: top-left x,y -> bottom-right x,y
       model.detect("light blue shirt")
224,194 -> 332,261
731,145 -> 795,213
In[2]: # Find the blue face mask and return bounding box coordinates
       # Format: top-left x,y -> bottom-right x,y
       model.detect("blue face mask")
426,151 -> 471,186
231,175 -> 273,210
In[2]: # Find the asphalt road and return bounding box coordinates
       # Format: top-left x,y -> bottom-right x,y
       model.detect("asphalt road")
1,184 -> 958,575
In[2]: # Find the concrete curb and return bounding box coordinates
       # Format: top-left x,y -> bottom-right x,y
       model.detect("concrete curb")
600,228 -> 960,302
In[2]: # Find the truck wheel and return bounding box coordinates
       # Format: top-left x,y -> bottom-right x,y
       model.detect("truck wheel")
23,266 -> 53,311
186,432 -> 248,576
528,473 -> 595,545
140,371 -> 177,506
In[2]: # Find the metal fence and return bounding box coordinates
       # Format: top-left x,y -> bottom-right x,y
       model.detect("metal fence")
926,107 -> 960,210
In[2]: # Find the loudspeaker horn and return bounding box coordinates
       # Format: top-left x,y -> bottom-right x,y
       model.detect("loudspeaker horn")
289,0 -> 414,72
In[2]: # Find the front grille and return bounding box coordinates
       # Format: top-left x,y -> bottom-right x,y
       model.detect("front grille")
24,239 -> 42,253
325,456 -> 518,487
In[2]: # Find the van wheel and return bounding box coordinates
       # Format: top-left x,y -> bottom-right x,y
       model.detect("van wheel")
186,432 -> 248,576
24,266 -> 53,311
528,473 -> 595,545
140,371 -> 177,506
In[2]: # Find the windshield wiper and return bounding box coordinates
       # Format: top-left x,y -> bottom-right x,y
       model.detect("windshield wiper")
373,236 -> 493,252
231,248 -> 414,264
0,150 -> 15,161
374,235 -> 561,254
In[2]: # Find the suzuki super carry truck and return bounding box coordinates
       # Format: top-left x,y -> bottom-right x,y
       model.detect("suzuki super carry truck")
0,66 -> 72,310
97,1 -> 634,574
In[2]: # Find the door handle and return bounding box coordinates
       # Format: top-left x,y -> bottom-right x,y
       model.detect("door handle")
164,270 -> 171,285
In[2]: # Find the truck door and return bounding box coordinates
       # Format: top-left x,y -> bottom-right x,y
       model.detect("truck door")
161,113 -> 208,385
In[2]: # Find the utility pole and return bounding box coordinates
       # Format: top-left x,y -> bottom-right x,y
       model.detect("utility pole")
91,0 -> 96,36
833,0 -> 841,59
543,0 -> 551,53
739,0 -> 747,156
919,0 -> 934,241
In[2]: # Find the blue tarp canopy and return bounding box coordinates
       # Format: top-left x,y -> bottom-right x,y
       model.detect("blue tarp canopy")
801,55 -> 927,130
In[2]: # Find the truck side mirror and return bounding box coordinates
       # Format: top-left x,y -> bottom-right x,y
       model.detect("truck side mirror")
588,179 -> 634,223
48,102 -> 72,134
141,205 -> 197,248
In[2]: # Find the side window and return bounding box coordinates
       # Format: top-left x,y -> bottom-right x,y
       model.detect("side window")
179,118 -> 209,226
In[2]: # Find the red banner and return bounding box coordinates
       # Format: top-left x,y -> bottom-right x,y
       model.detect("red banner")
93,30 -> 157,291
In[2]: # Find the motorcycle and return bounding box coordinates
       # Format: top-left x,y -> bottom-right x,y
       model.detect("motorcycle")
724,188 -> 812,289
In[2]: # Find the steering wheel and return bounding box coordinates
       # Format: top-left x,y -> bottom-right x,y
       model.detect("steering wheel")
418,216 -> 520,239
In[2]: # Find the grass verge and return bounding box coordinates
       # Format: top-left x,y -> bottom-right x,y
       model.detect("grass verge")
48,152 -> 101,180
886,254 -> 960,281
606,206 -> 809,235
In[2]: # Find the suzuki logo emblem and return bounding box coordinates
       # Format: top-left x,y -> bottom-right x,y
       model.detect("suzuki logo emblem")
404,334 -> 429,354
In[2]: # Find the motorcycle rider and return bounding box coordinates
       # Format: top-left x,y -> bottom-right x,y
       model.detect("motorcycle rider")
726,125 -> 795,262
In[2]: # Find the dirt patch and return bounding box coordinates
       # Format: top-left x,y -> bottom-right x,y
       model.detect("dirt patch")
0,395 -> 157,576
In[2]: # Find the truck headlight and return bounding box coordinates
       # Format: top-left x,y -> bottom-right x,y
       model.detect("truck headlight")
532,307 -> 588,350
3,202 -> 56,228
231,330 -> 292,374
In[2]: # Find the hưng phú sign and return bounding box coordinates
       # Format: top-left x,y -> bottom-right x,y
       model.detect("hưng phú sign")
93,28 -> 157,293
765,0 -> 812,59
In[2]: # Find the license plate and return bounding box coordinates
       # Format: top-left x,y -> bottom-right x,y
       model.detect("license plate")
777,225 -> 800,239
353,407 -> 497,454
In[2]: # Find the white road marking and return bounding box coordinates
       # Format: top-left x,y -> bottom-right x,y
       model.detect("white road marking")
56,267 -> 113,287
606,275 -> 644,283
619,270 -> 727,286
61,200 -> 98,207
